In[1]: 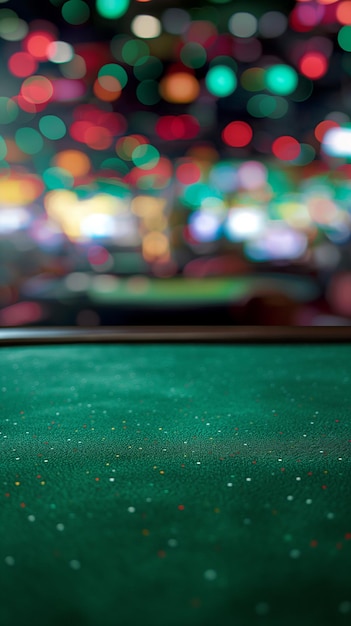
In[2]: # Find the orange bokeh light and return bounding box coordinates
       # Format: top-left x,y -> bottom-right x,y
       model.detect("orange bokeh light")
93,78 -> 121,102
0,173 -> 44,204
84,126 -> 113,150
54,150 -> 91,177
21,75 -> 53,104
336,1 -> 351,24
159,73 -> 200,103
142,232 -> 169,261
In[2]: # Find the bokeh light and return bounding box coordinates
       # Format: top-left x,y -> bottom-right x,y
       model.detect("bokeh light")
131,15 -> 161,39
160,72 -> 200,103
96,0 -> 130,19
62,1 -> 90,24
39,115 -> 67,140
54,150 -> 91,177
20,75 -> 53,104
206,65 -> 237,97
8,52 -> 37,77
228,13 -> 257,38
338,25 -> 351,51
15,128 -> 44,155
0,97 -> 19,124
222,122 -> 253,147
299,52 -> 328,79
265,65 -> 298,95
0,0 -> 351,326
272,136 -> 301,161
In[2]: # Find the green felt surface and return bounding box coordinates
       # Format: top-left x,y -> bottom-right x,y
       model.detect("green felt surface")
1,343 -> 351,626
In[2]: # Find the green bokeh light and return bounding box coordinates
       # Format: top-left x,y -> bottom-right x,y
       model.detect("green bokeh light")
265,65 -> 298,96
100,157 -> 129,174
0,136 -> 7,160
132,144 -> 160,170
338,26 -> 351,52
96,0 -> 129,19
0,96 -> 18,124
183,183 -> 222,207
290,143 -> 316,166
98,63 -> 128,87
268,96 -> 288,119
62,0 -> 90,25
15,127 -> 43,155
122,39 -> 149,65
136,80 -> 161,106
247,94 -> 277,118
205,65 -> 237,97
0,9 -> 20,39
43,167 -> 74,190
180,42 -> 207,69
39,115 -> 66,140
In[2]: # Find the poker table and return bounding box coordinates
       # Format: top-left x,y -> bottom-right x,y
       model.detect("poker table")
1,326 -> 351,626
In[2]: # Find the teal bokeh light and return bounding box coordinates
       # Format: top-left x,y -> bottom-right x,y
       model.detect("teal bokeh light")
96,0 -> 129,19
265,65 -> 298,96
205,65 -> 237,97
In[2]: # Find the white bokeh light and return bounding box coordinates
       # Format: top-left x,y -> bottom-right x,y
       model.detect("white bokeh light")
228,13 -> 257,38
322,128 -> 351,157
131,15 -> 162,39
48,41 -> 74,64
226,207 -> 265,241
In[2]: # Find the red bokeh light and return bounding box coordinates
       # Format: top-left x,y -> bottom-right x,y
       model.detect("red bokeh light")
84,126 -> 113,150
176,162 -> 202,185
314,120 -> 339,142
24,31 -> 55,61
299,52 -> 328,79
0,302 -> 43,326
156,115 -> 200,141
222,121 -> 253,148
272,136 -> 301,161
8,52 -> 38,78
14,94 -> 45,113
88,246 -> 110,266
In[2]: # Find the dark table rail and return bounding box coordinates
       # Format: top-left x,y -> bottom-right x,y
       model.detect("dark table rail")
1,326 -> 351,345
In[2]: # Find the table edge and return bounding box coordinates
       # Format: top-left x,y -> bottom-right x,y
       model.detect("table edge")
1,326 -> 351,345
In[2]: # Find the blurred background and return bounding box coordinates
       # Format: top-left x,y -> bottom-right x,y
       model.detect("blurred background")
1,0 -> 351,326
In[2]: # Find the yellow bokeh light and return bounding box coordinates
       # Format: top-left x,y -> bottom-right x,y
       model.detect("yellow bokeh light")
277,202 -> 312,229
131,195 -> 167,217
44,190 -> 127,240
0,175 -> 43,204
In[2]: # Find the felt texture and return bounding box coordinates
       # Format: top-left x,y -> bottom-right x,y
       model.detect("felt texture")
1,343 -> 351,626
